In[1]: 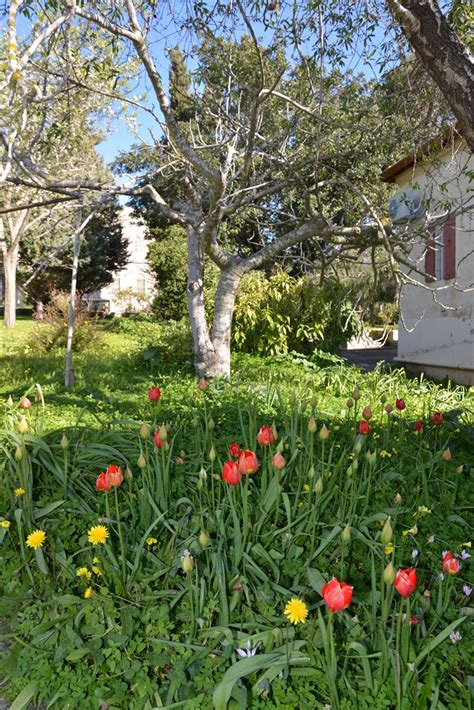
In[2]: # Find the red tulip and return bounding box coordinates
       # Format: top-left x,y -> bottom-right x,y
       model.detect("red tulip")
358,421 -> 371,435
257,426 -> 274,445
197,378 -> 208,391
271,452 -> 286,470
362,406 -> 372,421
394,568 -> 417,597
96,472 -> 111,492
148,386 -> 161,402
19,397 -> 32,409
442,551 -> 460,575
322,577 -> 353,612
238,450 -> 259,475
153,431 -> 167,448
385,403 -> 394,414
228,443 -> 241,459
431,411 -> 444,426
222,461 -> 241,486
105,464 -> 123,487
413,420 -> 423,431
396,398 -> 406,411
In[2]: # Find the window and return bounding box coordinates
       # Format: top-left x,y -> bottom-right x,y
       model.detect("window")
424,214 -> 456,282
137,278 -> 145,292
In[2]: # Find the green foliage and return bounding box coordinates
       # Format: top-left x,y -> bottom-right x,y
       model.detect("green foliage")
232,270 -> 360,355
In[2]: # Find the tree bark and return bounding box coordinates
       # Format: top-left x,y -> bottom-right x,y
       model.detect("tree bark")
387,0 -> 474,152
2,248 -> 19,328
211,267 -> 243,377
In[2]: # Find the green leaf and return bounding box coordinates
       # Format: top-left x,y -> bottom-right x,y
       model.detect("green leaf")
34,500 -> 65,519
35,547 -> 49,575
212,652 -> 282,710
10,681 -> 39,710
66,647 -> 90,662
307,567 -> 326,595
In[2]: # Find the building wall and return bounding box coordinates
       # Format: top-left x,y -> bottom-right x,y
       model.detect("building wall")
84,207 -> 156,315
393,141 -> 473,381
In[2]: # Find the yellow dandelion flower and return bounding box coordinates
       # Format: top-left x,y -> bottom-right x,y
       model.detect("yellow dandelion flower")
92,566 -> 102,576
380,450 -> 391,458
402,525 -> 418,538
146,537 -> 158,546
1,520 -> 11,529
92,557 -> 100,564
26,529 -> 46,548
384,544 -> 394,555
417,506 -> 431,515
76,567 -> 92,579
84,587 -> 93,599
284,598 -> 309,625
303,484 -> 310,492
14,487 -> 25,497
87,525 -> 109,545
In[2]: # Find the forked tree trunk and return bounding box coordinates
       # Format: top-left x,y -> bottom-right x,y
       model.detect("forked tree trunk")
186,225 -> 242,378
2,248 -> 19,328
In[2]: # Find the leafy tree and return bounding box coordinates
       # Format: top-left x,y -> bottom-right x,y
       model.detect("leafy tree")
21,200 -> 129,309
4,1 -> 472,375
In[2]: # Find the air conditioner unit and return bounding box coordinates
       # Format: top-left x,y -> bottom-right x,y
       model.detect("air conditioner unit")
389,189 -> 426,224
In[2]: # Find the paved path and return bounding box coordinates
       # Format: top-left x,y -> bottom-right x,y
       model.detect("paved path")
340,346 -> 398,372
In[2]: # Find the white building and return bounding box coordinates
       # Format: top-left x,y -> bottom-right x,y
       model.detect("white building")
382,128 -> 473,386
84,206 -> 156,315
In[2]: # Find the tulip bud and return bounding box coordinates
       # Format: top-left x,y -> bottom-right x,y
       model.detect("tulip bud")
315,477 -> 323,493
456,465 -> 464,474
353,437 -> 363,454
307,466 -> 315,480
158,424 -> 168,442
319,424 -> 329,440
442,447 -> 451,462
137,453 -> 146,469
139,423 -> 151,439
346,398 -> 354,408
271,452 -> 286,470
209,446 -> 216,463
311,395 -> 318,408
383,561 -> 396,584
380,395 -> 387,404
126,465 -> 133,480
197,378 -> 208,391
394,492 -> 402,505
271,422 -> 278,441
199,467 -> 207,483
18,417 -> 28,434
208,418 -> 215,430
366,450 -> 377,465
181,550 -> 194,574
300,399 -> 308,413
191,417 -> 199,427
199,530 -> 209,546
385,403 -> 393,414
381,517 -> 393,544
276,439 -> 284,453
352,386 -> 360,401
308,416 -> 317,433
60,433 -> 69,449
15,446 -> 23,462
289,394 -> 297,406
362,406 -> 372,421
341,524 -> 351,543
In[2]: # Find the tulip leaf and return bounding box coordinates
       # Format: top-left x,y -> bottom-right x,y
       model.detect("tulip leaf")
212,651 -> 288,710
10,681 -> 39,710
34,499 -> 65,519
307,567 -> 326,595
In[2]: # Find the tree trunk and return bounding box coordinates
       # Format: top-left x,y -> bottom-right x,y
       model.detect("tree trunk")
2,248 -> 18,328
186,226 -> 242,378
387,0 -> 474,152
211,267 -> 242,377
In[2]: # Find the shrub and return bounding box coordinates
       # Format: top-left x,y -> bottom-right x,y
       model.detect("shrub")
31,290 -> 101,353
232,270 -> 361,355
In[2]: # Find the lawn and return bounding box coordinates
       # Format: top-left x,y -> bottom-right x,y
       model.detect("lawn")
0,318 -> 473,709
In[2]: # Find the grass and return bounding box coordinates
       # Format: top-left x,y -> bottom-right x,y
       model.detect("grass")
0,317 -> 473,709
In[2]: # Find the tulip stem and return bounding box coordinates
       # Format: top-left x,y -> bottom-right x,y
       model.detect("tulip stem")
114,486 -> 127,593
